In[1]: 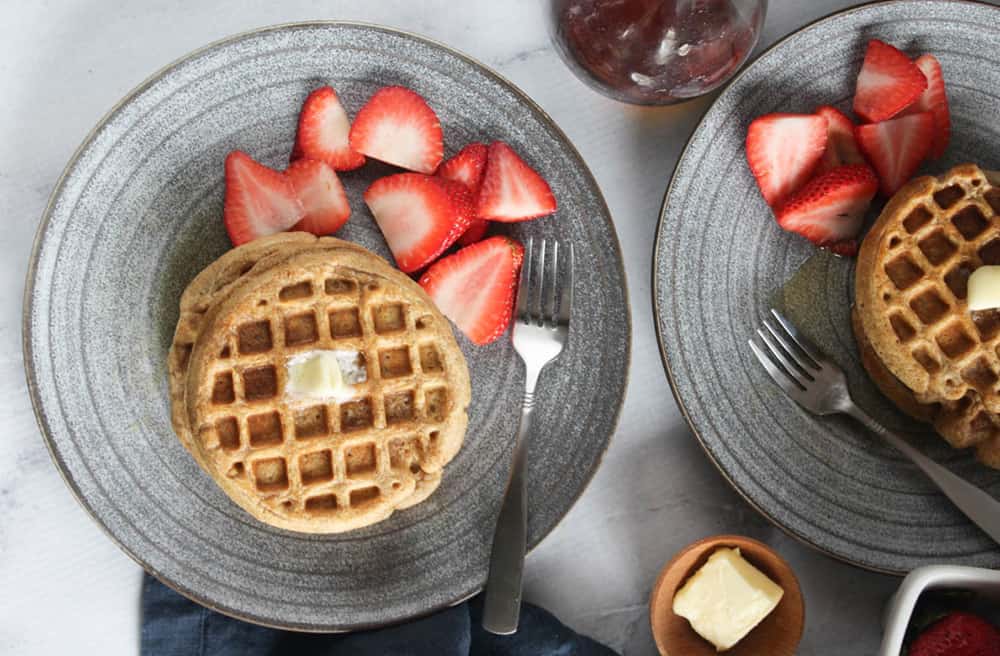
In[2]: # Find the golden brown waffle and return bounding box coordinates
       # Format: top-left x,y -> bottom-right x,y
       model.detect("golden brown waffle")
168,234 -> 470,532
856,164 -> 1000,409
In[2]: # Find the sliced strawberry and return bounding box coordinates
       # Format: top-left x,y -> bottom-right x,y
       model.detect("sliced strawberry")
291,86 -> 366,171
349,86 -> 443,174
284,158 -> 351,236
745,113 -> 828,207
853,39 -> 926,122
775,164 -> 878,255
419,236 -> 524,345
457,220 -> 489,247
477,141 -> 557,222
855,112 -> 934,196
815,105 -> 865,174
363,173 -> 470,273
438,142 -> 488,195
223,151 -> 304,246
434,178 -> 476,226
903,54 -> 950,159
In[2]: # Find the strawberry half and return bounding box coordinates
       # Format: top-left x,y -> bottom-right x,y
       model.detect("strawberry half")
745,113 -> 828,207
815,105 -> 865,174
223,151 -> 304,246
419,236 -> 524,345
363,173 -> 470,273
438,142 -> 488,195
775,163 -> 879,256
853,39 -> 927,122
904,54 -> 950,159
456,220 -> 489,247
476,141 -> 557,222
349,86 -> 443,174
285,158 -> 351,236
291,86 -> 365,171
909,611 -> 1000,656
855,112 -> 934,196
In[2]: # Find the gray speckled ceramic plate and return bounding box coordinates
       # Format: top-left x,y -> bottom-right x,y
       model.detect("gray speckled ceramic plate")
654,0 -> 1000,575
23,22 -> 629,630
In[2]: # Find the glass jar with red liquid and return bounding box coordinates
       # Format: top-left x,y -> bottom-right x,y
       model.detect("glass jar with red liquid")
550,0 -> 767,105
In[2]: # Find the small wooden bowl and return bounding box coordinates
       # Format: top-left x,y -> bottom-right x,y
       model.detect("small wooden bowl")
649,535 -> 804,656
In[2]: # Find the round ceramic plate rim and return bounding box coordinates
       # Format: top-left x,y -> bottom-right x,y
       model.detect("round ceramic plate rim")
23,20 -> 631,630
652,0 -> 997,577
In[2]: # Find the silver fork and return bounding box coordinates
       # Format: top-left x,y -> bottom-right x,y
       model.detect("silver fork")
750,309 -> 1000,546
482,237 -> 573,635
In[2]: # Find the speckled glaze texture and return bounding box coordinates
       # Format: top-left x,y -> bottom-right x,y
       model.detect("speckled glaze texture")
654,0 -> 1000,574
23,23 -> 629,630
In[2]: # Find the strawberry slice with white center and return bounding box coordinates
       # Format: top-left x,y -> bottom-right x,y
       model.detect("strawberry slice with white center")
855,112 -> 934,196
775,163 -> 879,256
291,86 -> 365,171
285,158 -> 351,236
745,113 -> 828,207
903,54 -> 950,159
476,141 -> 557,222
419,236 -> 524,345
438,142 -> 488,194
853,39 -> 927,122
363,173 -> 470,273
349,86 -> 443,174
223,151 -> 304,246
815,105 -> 865,174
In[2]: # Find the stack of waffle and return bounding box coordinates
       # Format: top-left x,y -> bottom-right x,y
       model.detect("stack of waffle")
854,164 -> 1000,468
168,233 -> 471,532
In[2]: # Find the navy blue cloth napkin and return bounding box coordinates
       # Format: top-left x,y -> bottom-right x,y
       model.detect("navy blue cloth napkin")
142,574 -> 619,656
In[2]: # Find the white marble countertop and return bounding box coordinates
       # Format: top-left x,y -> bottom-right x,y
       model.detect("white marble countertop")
4,1 -> 989,653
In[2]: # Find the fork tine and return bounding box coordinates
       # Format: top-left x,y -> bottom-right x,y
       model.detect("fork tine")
515,237 -> 534,323
534,239 -> 546,327
557,243 -> 573,326
769,309 -> 824,367
761,318 -> 818,375
749,339 -> 806,393
757,327 -> 812,386
543,241 -> 559,328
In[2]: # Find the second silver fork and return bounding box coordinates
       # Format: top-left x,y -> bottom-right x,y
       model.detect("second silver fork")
482,237 -> 573,635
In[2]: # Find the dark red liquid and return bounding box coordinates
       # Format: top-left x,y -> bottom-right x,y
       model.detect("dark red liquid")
551,0 -> 765,105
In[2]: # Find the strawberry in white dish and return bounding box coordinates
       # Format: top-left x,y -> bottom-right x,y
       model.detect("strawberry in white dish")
476,141 -> 556,221
349,86 -> 443,174
745,113 -> 828,207
291,86 -> 365,171
903,54 -> 950,159
855,112 -> 934,196
853,39 -> 927,123
285,158 -> 351,236
815,105 -> 865,174
223,151 -> 304,246
419,236 -> 524,345
775,164 -> 879,256
363,173 -> 470,273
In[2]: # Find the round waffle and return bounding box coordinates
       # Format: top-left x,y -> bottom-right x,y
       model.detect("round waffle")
168,234 -> 471,533
856,164 -> 1000,409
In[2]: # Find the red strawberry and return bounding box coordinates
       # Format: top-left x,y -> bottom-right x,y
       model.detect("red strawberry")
438,142 -> 488,195
774,164 -> 878,256
909,611 -> 1000,656
349,86 -> 443,174
815,105 -> 865,174
855,112 -> 934,196
903,54 -> 950,159
223,151 -> 304,246
419,236 -> 524,345
434,178 -> 476,227
363,173 -> 470,273
853,39 -> 927,122
457,220 -> 489,247
745,113 -> 828,207
291,86 -> 365,171
284,158 -> 351,236
477,141 -> 557,222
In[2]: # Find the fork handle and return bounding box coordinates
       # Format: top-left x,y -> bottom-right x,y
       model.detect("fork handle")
845,403 -> 1000,546
482,392 -> 534,635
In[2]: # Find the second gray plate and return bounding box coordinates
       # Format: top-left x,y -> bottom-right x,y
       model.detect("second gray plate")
655,0 -> 1000,574
24,23 -> 629,630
